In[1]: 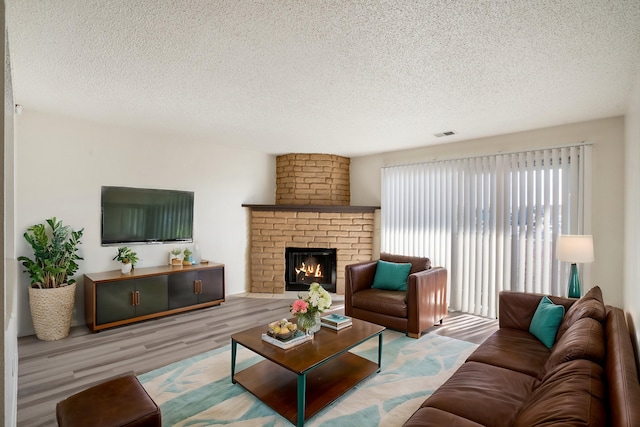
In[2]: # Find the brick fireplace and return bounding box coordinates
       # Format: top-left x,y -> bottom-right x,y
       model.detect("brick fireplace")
244,153 -> 379,294
285,247 -> 337,292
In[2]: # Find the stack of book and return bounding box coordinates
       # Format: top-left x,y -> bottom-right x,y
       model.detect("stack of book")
321,313 -> 352,330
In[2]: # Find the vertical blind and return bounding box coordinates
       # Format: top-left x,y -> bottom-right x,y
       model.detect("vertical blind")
381,145 -> 592,318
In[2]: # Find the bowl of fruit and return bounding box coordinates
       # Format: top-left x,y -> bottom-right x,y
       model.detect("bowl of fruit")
268,319 -> 298,341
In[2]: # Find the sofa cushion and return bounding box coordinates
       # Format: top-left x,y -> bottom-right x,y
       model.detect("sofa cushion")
420,361 -> 538,427
556,286 -> 606,341
466,328 -> 550,377
351,288 -> 407,318
403,407 -> 485,427
371,260 -> 412,291
380,252 -> 431,274
529,296 -> 565,349
514,359 -> 607,427
543,317 -> 605,378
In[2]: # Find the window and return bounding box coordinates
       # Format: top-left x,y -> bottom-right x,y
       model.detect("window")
381,145 -> 592,317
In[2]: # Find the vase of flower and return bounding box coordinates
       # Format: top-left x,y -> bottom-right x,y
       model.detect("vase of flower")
290,282 -> 332,336
297,311 -> 321,335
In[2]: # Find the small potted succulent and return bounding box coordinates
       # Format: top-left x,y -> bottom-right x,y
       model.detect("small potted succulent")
169,248 -> 182,265
113,246 -> 139,274
182,248 -> 193,266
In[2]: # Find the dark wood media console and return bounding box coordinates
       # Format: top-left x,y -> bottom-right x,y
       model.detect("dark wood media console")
84,263 -> 225,332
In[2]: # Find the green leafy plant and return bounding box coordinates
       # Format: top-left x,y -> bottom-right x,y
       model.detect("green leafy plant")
113,247 -> 139,266
183,248 -> 193,258
18,217 -> 84,289
170,248 -> 182,256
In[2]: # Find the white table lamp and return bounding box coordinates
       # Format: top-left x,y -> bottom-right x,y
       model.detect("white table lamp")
556,235 -> 594,298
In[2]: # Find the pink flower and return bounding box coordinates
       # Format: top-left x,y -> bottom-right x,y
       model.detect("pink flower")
290,299 -> 309,315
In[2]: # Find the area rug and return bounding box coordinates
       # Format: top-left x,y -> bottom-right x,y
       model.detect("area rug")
138,330 -> 477,426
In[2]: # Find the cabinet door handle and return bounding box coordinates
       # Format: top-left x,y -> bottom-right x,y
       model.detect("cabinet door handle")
198,280 -> 203,294
131,291 -> 136,306
136,291 -> 140,305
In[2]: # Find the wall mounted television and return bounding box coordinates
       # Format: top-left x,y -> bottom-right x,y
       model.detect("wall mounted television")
101,186 -> 194,246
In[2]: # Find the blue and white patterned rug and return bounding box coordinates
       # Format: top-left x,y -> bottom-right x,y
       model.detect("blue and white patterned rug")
138,330 -> 477,426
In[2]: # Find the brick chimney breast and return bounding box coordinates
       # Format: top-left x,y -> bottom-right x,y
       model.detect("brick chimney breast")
276,154 -> 350,206
245,153 -> 377,295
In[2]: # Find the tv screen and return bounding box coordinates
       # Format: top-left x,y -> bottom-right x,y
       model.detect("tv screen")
101,186 -> 194,245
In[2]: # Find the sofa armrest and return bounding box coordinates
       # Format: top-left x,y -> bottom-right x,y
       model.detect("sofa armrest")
605,306 -> 640,427
408,267 -> 448,332
408,266 -> 447,295
344,260 -> 377,318
345,260 -> 378,295
498,291 -> 575,330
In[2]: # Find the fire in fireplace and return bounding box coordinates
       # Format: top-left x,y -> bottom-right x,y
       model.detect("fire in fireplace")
285,248 -> 336,293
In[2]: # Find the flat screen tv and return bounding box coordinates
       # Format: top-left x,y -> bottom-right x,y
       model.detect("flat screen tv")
101,186 -> 194,245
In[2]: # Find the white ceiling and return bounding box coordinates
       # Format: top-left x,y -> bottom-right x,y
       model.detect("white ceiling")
7,1 -> 640,157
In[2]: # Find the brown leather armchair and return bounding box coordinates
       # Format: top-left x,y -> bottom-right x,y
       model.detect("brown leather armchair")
345,253 -> 448,338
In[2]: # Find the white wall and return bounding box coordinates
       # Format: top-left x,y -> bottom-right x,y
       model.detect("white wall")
14,110 -> 275,337
4,110 -> 16,427
624,72 -> 640,357
3,1 -> 18,421
351,117 -> 625,308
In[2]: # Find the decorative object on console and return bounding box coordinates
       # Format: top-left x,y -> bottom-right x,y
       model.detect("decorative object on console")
182,248 -> 193,266
18,217 -> 84,341
556,235 -> 594,298
290,282 -> 332,335
113,246 -> 139,274
169,248 -> 182,265
191,242 -> 201,264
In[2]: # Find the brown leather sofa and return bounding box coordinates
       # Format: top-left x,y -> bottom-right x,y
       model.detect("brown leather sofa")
345,253 -> 447,338
403,286 -> 640,427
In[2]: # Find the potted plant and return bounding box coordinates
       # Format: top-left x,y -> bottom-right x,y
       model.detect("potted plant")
113,246 -> 139,274
170,248 -> 182,265
18,217 -> 84,341
182,248 -> 193,266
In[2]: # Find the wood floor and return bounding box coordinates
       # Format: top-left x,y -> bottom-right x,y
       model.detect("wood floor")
17,295 -> 498,427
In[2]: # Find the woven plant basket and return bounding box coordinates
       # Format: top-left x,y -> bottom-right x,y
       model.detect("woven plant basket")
28,282 -> 76,341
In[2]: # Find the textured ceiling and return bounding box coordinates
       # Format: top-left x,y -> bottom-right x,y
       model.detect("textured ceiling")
7,1 -> 640,157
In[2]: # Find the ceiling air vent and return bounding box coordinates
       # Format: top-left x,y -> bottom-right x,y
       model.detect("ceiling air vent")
434,131 -> 457,138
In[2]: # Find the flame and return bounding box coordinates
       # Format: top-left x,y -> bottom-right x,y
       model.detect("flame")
295,262 -> 323,278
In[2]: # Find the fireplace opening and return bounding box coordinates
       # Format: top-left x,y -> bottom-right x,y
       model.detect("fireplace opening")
285,248 -> 337,293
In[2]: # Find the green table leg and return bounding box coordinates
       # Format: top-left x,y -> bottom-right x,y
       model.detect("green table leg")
377,332 -> 383,371
297,373 -> 306,426
231,339 -> 237,384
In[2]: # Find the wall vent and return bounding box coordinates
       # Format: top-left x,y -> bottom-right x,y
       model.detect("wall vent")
434,131 -> 457,137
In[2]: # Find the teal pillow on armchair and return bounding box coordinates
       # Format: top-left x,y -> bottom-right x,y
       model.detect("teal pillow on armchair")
371,260 -> 412,291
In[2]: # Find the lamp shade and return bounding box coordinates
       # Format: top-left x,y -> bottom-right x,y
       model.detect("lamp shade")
556,235 -> 594,263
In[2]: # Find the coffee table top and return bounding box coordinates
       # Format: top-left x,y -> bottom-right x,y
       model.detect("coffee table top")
231,318 -> 385,374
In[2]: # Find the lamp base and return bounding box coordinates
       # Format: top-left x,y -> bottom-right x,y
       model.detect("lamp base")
568,263 -> 581,298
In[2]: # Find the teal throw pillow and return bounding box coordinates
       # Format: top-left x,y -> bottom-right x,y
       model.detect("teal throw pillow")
529,296 -> 565,349
371,260 -> 412,291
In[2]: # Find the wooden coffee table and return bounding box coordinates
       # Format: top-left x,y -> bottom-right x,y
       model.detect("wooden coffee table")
231,318 -> 385,426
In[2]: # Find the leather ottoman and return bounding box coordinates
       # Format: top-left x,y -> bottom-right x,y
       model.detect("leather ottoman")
56,374 -> 161,427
